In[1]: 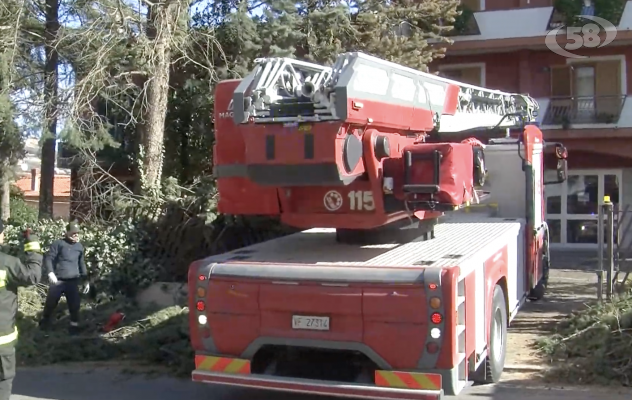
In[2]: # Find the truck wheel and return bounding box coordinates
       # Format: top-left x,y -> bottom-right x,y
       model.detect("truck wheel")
527,282 -> 545,301
528,254 -> 548,301
472,285 -> 507,384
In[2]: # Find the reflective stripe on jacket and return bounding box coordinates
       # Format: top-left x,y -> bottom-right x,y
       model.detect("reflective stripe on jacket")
0,270 -> 17,346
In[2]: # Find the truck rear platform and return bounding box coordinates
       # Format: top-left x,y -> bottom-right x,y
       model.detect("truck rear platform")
189,216 -> 525,399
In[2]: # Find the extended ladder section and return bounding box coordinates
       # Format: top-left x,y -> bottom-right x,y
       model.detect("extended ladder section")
231,52 -> 539,133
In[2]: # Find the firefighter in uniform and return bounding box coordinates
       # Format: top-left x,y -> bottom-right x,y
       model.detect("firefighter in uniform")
0,223 -> 42,400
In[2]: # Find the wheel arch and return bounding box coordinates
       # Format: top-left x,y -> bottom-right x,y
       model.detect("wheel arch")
495,277 -> 510,326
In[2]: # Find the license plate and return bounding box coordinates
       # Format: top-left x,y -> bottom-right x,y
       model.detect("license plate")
292,315 -> 330,331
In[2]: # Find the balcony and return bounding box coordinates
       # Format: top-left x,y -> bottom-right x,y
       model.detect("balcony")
537,95 -> 632,129
548,0 -> 627,30
542,95 -> 627,126
440,1 -> 632,49
446,5 -> 481,36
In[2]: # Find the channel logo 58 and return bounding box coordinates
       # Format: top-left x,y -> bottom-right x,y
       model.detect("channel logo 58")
545,15 -> 617,59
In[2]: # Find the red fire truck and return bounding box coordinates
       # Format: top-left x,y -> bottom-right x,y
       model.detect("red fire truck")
188,52 -> 568,399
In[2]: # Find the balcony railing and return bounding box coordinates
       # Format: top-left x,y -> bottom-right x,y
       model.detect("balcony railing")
542,95 -> 627,126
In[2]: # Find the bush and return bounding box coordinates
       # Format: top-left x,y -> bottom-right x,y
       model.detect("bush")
2,219 -> 157,297
8,192 -> 39,226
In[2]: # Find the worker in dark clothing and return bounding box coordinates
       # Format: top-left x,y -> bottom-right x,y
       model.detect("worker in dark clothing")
39,222 -> 90,334
0,223 -> 43,400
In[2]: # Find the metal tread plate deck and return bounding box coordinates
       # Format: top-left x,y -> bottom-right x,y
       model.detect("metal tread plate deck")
202,217 -> 522,283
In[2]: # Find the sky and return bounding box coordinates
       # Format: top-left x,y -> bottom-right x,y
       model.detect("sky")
14,0 -> 272,160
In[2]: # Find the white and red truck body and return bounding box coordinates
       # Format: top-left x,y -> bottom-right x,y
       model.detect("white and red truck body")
188,52 -> 565,399
189,137 -> 553,399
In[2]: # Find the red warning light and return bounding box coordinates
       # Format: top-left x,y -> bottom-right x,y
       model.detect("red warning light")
428,283 -> 438,290
430,312 -> 442,324
196,301 -> 205,311
198,275 -> 206,281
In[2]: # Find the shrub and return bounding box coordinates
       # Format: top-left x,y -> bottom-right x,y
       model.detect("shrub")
7,188 -> 39,226
2,219 -> 157,297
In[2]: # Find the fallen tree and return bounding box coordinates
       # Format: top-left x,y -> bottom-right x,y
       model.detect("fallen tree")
537,295 -> 632,386
17,286 -> 193,377
7,183 -> 294,375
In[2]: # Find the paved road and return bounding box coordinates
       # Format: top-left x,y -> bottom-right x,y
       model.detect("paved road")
11,365 -> 632,400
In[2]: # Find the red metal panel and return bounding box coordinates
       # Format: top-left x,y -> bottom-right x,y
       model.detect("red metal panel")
258,283 -> 363,343
344,98 -> 435,132
364,321 -> 427,370
484,245 -> 509,342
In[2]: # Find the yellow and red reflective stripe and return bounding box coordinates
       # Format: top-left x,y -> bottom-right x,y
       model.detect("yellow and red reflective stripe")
374,370 -> 442,390
194,355 -> 250,374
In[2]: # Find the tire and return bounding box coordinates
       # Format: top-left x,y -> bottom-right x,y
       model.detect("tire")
472,285 -> 507,384
528,281 -> 546,301
528,253 -> 548,301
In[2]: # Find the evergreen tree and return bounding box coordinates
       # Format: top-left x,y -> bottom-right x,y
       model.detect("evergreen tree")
352,0 -> 460,70
0,52 -> 24,221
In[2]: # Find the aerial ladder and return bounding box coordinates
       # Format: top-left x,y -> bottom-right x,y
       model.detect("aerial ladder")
213,51 -> 566,237
230,52 -> 539,133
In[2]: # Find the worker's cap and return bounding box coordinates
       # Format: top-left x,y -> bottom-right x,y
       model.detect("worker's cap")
66,222 -> 80,234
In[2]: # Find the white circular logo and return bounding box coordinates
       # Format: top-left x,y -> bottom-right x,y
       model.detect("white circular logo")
323,190 -> 343,211
545,15 -> 617,59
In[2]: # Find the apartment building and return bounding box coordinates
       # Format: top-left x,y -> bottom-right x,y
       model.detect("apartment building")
433,0 -> 632,248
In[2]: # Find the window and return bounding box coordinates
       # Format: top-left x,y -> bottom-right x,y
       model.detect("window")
461,0 -> 482,11
545,59 -> 623,124
441,70 -> 462,80
574,66 -> 596,120
439,66 -> 483,86
581,0 -> 595,16
574,66 -> 595,97
546,170 -> 622,247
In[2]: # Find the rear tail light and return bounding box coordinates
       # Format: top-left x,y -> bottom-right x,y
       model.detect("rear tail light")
196,301 -> 205,311
428,283 -> 438,290
426,342 -> 439,354
430,312 -> 442,324
429,297 -> 441,309
198,275 -> 206,281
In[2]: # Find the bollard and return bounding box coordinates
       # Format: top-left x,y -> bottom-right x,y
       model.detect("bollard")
605,196 -> 615,300
597,205 -> 604,301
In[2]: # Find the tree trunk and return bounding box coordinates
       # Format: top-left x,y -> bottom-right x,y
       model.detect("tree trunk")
141,1 -> 182,191
0,161 -> 10,221
0,174 -> 9,221
39,0 -> 59,220
179,109 -> 190,184
0,48 -> 17,222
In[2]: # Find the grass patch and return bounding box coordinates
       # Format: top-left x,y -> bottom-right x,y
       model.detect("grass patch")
16,285 -> 194,377
535,294 -> 632,386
